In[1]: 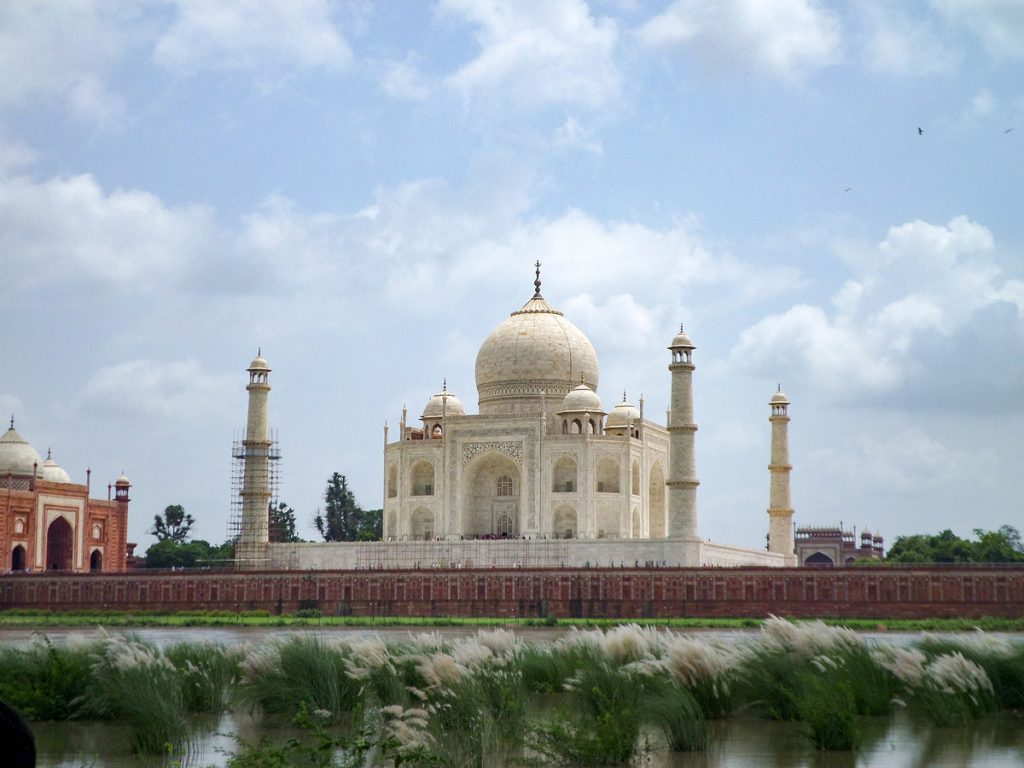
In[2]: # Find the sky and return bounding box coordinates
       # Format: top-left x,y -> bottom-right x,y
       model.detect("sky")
1,0 -> 1022,553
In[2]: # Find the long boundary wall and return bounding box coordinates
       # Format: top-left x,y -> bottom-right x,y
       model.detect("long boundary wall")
2,567 -> 1023,619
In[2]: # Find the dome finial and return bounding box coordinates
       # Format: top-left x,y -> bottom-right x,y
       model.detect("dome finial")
47,446 -> 52,460
777,382 -> 782,392
442,377 -> 447,392
533,260 -> 542,297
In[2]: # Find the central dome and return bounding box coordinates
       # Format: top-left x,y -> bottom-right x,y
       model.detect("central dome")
475,284 -> 599,416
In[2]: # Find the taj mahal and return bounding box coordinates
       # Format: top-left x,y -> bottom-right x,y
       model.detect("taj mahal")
248,264 -> 797,570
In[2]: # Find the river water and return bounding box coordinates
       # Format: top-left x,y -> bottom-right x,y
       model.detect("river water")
9,626 -> 1024,767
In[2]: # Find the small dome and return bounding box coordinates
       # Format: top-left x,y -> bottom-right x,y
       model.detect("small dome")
606,396 -> 641,429
248,353 -> 270,371
0,420 -> 42,477
558,382 -> 603,415
422,383 -> 465,419
115,473 -> 130,486
669,324 -> 695,349
770,389 -> 790,405
41,450 -> 72,484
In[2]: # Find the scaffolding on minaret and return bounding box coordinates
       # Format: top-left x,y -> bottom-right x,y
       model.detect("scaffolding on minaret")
226,428 -> 281,542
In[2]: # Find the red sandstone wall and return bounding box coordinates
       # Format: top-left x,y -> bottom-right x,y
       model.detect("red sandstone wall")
1,567 -> 1022,619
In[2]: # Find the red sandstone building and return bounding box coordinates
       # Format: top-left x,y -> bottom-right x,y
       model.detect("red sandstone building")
794,525 -> 884,566
1,419 -> 130,573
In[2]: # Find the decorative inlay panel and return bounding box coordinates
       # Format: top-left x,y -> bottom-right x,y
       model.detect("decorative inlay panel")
462,441 -> 523,467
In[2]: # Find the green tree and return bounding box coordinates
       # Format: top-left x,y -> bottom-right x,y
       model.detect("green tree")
356,508 -> 383,541
269,501 -> 302,543
314,473 -> 359,541
312,474 -> 381,542
144,538 -> 235,569
973,526 -> 1024,563
886,525 -> 1024,564
150,504 -> 195,544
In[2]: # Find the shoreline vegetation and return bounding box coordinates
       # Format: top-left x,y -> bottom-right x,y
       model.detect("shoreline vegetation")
2,617 -> 1023,765
1,608 -> 1023,631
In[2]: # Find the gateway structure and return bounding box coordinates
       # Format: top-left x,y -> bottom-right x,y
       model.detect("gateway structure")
1,418 -> 131,573
264,265 -> 795,570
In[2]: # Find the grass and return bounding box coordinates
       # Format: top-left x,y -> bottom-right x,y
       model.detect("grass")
530,663 -> 645,765
5,619 -> 1023,762
4,608 -> 1022,631
0,635 -> 94,720
236,635 -> 364,720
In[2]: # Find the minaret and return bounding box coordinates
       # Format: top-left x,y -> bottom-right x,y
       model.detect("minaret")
666,325 -> 699,545
767,386 -> 797,565
236,351 -> 272,569
113,473 -> 131,572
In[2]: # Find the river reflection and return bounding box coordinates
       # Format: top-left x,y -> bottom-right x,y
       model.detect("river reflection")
32,711 -> 1024,768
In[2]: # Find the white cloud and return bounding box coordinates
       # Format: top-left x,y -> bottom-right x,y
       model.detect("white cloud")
154,0 -> 352,75
440,0 -> 621,108
552,116 -> 603,154
637,0 -> 842,81
860,5 -> 958,75
0,1 -> 134,126
379,55 -> 435,101
730,216 -> 1023,399
932,0 -> 1024,60
82,359 -> 234,419
562,293 -> 659,350
0,134 -> 38,173
0,170 -> 217,296
809,428 -> 984,494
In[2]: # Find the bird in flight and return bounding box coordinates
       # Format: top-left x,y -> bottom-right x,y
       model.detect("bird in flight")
844,187 -> 852,192
1005,128 -> 1015,134
918,127 -> 924,135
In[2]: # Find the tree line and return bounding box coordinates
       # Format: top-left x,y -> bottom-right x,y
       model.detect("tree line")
883,525 -> 1024,564
143,472 -> 382,568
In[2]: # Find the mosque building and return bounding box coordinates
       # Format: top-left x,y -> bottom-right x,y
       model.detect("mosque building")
259,264 -> 797,570
1,418 -> 131,572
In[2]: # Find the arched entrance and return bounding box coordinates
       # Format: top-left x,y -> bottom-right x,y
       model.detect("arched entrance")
648,462 -> 666,538
11,545 -> 26,571
90,549 -> 103,572
805,552 -> 835,566
46,517 -> 74,571
462,453 -> 520,538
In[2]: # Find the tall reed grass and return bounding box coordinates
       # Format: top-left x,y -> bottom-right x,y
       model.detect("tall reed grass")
6,619 -> 1022,763
0,634 -> 94,720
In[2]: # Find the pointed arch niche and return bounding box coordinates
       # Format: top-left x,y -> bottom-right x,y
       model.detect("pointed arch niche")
410,461 -> 435,496
411,508 -> 434,541
551,456 -> 577,493
553,505 -> 577,539
596,457 -> 620,493
11,544 -> 26,571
